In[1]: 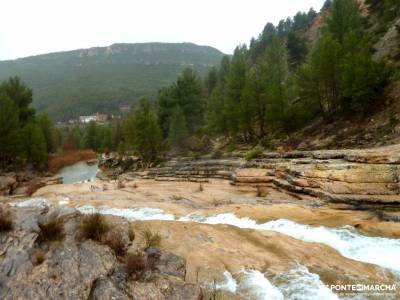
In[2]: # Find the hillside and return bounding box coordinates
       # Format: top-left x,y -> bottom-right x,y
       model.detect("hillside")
0,43 -> 224,121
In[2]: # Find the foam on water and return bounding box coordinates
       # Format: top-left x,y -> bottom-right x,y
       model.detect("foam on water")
275,265 -> 339,300
77,205 -> 175,221
180,213 -> 400,273
58,196 -> 71,206
214,270 -> 283,299
11,197 -> 50,209
215,268 -> 337,300
238,270 -> 284,300
216,271 -> 238,293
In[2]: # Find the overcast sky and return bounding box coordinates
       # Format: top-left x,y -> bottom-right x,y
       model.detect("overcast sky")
0,0 -> 325,60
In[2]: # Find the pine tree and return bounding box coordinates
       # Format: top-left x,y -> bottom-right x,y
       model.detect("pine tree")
124,98 -> 163,163
241,65 -> 266,139
0,77 -> 35,125
168,106 -> 189,152
327,0 -> 361,43
37,113 -> 57,153
340,32 -> 387,113
297,33 -> 342,118
224,45 -> 247,135
263,36 -> 289,129
287,32 -> 308,70
84,121 -> 98,151
0,94 -> 22,166
205,56 -> 231,135
23,122 -> 48,169
157,68 -> 203,137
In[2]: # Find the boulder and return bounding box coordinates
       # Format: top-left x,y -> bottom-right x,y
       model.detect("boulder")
0,175 -> 17,195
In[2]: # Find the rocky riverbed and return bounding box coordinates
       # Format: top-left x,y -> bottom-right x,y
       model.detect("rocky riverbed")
1,145 -> 400,299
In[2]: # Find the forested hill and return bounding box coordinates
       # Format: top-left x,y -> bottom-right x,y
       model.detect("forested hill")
0,43 -> 224,121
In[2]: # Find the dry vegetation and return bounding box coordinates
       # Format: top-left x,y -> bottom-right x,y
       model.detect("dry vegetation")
38,218 -> 65,242
48,150 -> 97,173
128,227 -> 135,241
104,230 -> 127,256
79,213 -> 110,242
33,250 -> 46,266
125,252 -> 147,279
0,209 -> 13,232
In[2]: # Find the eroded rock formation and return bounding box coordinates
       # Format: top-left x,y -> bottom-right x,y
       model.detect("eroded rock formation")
131,145 -> 400,206
0,204 -> 201,300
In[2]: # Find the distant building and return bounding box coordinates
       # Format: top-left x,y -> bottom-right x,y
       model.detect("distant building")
79,115 -> 97,123
79,112 -> 108,124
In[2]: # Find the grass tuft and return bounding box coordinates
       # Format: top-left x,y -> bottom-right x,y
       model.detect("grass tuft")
142,229 -> 161,248
79,213 -> 110,242
104,230 -> 126,256
38,218 -> 65,242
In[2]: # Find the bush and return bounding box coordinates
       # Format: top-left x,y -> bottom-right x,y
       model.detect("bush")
226,143 -> 236,153
104,231 -> 126,256
125,252 -> 147,278
142,229 -> 161,248
245,145 -> 264,161
0,209 -> 13,232
79,213 -> 110,242
38,218 -> 65,242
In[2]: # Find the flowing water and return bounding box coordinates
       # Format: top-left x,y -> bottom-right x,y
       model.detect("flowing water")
180,213 -> 400,273
57,161 -> 99,184
13,200 -> 400,299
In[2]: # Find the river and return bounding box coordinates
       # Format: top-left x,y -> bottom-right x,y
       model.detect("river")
57,161 -> 99,184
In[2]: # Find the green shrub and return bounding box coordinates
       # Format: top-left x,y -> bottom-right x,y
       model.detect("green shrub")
142,229 -> 161,248
226,143 -> 236,152
79,213 -> 110,242
245,145 -> 264,161
38,218 -> 65,242
189,151 -> 201,160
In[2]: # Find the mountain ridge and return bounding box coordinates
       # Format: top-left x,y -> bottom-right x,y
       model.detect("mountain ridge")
0,42 -> 224,121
